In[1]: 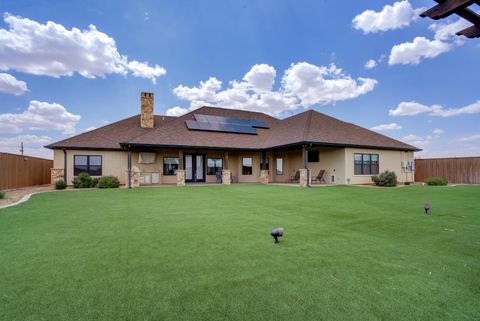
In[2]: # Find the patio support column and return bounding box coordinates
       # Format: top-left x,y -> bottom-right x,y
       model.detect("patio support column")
178,150 -> 184,170
63,149 -> 67,182
222,151 -> 231,184
301,145 -> 311,187
127,149 -> 132,188
260,150 -> 269,184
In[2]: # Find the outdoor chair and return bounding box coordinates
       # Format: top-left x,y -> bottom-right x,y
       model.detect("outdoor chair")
290,170 -> 300,183
311,169 -> 326,184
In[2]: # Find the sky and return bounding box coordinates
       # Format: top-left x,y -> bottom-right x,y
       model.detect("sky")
0,0 -> 478,159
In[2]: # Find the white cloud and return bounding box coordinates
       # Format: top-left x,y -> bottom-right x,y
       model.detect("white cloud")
166,106 -> 189,116
430,18 -> 471,42
0,100 -> 80,134
388,37 -> 451,65
389,101 -> 442,116
432,128 -> 443,135
388,18 -> 469,66
402,134 -> 433,149
282,62 -> 377,107
0,134 -> 53,158
353,1 -> 418,34
390,100 -> 480,117
242,64 -> 276,91
0,134 -> 52,147
364,59 -> 377,69
0,13 -> 166,84
370,123 -> 402,131
127,60 -> 166,84
0,72 -> 28,95
458,134 -> 480,142
167,63 -> 377,117
83,126 -> 97,132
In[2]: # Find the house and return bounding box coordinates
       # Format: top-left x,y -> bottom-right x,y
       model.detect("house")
46,92 -> 420,187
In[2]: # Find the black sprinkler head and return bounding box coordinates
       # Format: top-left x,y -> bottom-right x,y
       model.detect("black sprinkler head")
271,227 -> 284,244
424,202 -> 431,214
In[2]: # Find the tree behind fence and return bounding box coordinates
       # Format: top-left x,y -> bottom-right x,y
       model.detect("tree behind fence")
415,157 -> 480,184
0,152 -> 53,190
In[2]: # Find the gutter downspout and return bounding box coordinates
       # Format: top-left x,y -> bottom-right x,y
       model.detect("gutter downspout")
127,148 -> 132,189
63,149 -> 67,182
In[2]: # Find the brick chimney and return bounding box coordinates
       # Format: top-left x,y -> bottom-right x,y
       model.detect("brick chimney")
140,92 -> 154,128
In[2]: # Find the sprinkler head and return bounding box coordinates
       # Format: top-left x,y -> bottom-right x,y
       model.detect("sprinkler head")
424,202 -> 431,214
271,227 -> 284,244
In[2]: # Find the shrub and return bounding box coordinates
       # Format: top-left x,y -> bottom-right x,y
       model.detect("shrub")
425,177 -> 448,186
371,170 -> 398,187
98,176 -> 120,188
0,191 -> 4,199
404,181 -> 411,185
91,177 -> 99,188
55,180 -> 67,190
72,172 -> 94,188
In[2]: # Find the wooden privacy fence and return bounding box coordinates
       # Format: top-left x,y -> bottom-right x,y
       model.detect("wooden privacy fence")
0,152 -> 53,190
415,157 -> 480,184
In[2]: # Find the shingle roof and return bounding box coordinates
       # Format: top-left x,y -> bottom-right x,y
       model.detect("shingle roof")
46,107 -> 420,151
45,115 -> 175,150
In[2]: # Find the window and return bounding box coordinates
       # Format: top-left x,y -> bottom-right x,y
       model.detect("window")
207,158 -> 223,175
74,155 -> 102,176
242,157 -> 252,175
276,158 -> 283,175
260,157 -> 269,170
308,151 -> 319,162
354,153 -> 379,175
163,157 -> 179,176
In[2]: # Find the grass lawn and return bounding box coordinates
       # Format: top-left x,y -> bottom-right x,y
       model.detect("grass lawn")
0,184 -> 479,321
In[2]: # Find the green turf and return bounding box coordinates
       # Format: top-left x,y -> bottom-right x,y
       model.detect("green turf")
0,184 -> 479,321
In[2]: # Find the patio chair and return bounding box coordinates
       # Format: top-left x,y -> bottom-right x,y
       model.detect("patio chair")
311,169 -> 326,184
290,170 -> 300,183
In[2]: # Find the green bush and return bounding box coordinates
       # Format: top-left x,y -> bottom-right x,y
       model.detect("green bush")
91,177 -> 99,188
55,180 -> 67,190
404,181 -> 411,186
0,191 -> 4,199
72,172 -> 94,188
98,176 -> 120,188
425,177 -> 448,186
371,170 -> 398,187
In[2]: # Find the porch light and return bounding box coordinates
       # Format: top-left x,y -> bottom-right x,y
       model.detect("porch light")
270,228 -> 284,244
424,203 -> 431,214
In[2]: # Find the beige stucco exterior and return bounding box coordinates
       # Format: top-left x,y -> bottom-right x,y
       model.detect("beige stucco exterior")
52,146 -> 415,186
344,148 -> 414,184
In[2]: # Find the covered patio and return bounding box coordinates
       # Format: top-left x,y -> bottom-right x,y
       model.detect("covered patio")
123,144 -> 344,188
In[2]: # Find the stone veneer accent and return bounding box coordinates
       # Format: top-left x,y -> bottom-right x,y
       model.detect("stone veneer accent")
299,168 -> 310,188
176,170 -> 186,186
222,169 -> 231,185
124,166 -> 140,188
140,92 -> 154,128
51,168 -> 64,185
259,170 -> 269,184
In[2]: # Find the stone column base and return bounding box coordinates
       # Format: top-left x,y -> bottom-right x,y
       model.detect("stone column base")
299,168 -> 310,188
51,168 -> 64,185
222,169 -> 231,185
260,170 -> 269,184
176,170 -> 186,186
124,167 -> 140,188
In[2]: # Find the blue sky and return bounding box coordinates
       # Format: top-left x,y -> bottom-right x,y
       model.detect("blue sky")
0,0 -> 478,158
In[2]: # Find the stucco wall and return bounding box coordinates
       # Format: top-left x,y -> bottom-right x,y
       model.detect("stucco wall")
307,148 -> 346,184
54,149 -> 128,185
345,148 -> 415,184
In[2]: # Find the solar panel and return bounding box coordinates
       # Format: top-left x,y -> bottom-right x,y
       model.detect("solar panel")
185,114 -> 269,134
